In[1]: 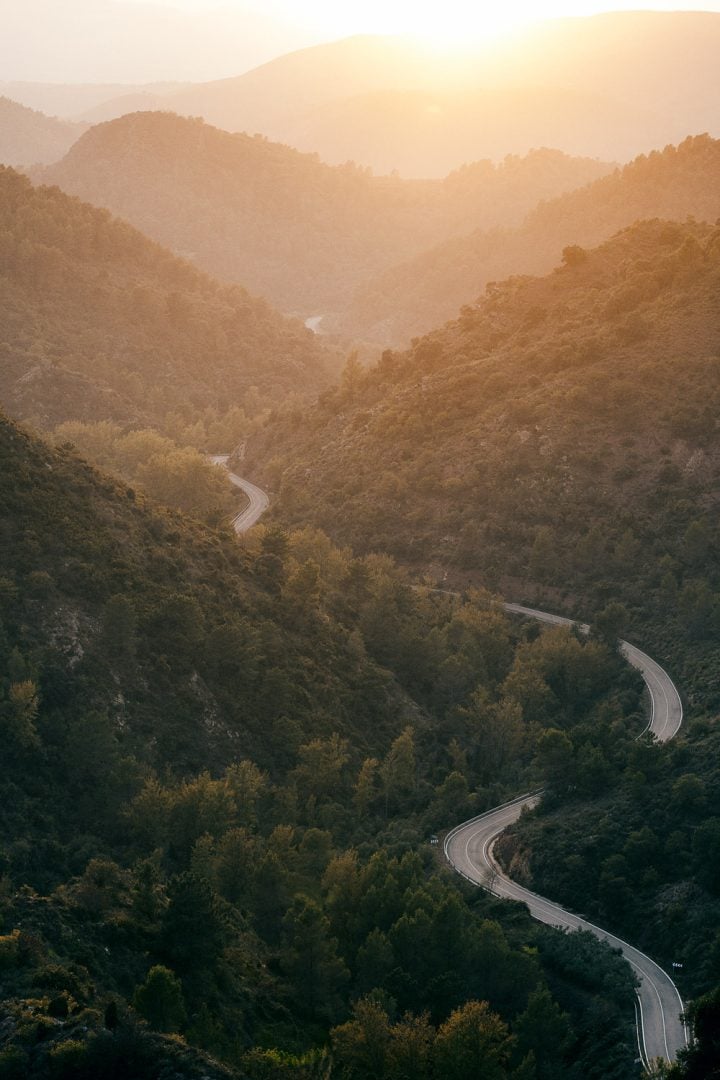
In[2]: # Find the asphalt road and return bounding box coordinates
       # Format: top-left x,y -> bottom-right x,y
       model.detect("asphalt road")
445,796 -> 687,1069
447,604 -> 687,1068
210,455 -> 270,533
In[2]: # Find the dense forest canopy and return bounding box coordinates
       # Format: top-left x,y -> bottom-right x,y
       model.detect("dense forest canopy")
0,414 -> 644,1077
245,217 -> 720,692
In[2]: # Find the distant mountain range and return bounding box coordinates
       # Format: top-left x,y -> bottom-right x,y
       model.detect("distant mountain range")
0,96 -> 86,166
35,111 -> 612,316
9,12 -> 720,177
336,133 -> 720,343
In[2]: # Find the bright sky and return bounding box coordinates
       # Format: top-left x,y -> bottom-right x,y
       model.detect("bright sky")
135,0 -> 720,43
3,0 -> 720,83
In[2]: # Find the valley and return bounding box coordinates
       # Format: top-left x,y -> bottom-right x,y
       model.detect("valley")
2,7 -> 720,1079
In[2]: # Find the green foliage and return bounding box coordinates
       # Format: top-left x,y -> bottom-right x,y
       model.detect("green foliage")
0,413 -> 642,1077
133,965 -> 187,1033
50,422 -> 238,522
433,1000 -> 514,1080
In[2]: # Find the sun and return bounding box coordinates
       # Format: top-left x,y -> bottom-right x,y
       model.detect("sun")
398,4 -> 544,46
310,0 -> 568,47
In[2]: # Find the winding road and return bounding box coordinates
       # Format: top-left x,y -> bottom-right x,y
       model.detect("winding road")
447,604 -> 686,1070
215,465 -> 688,1069
211,455 -> 269,532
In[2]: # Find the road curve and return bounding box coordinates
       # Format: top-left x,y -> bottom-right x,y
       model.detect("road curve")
211,455 -> 270,533
444,796 -> 687,1069
503,603 -> 683,742
447,604 -> 687,1069
208,473 -> 687,1066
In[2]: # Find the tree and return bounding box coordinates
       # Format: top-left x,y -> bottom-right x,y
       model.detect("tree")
381,727 -> 417,813
341,351 -> 364,402
671,984 -> 720,1079
354,757 -> 380,815
213,827 -> 255,905
515,988 -> 572,1079
459,692 -> 525,784
292,733 -> 350,803
355,929 -> 397,997
430,771 -> 472,824
389,1011 -> 434,1080
225,760 -> 267,827
133,965 -> 186,1033
331,997 -> 392,1078
159,872 -> 226,975
561,244 -> 588,267
593,602 -> 629,648
3,680 -> 39,749
136,447 -> 235,520
433,1000 -> 514,1080
534,729 -> 575,792
281,895 -> 349,1021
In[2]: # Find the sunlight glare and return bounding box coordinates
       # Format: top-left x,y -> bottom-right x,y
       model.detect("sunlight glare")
297,0 -> 561,47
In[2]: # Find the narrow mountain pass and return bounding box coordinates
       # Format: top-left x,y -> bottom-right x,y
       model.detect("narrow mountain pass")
218,465 -> 689,1070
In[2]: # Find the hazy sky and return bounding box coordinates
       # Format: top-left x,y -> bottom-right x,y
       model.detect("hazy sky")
3,1 -> 720,83
133,0 -> 720,41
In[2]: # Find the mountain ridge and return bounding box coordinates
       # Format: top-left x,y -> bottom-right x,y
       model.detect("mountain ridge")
36,110 -> 613,316
0,165 -> 333,433
336,133 -> 720,344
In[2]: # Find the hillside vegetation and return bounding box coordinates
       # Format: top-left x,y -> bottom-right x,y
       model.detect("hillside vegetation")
0,414 -> 643,1077
242,216 -> 720,1077
37,111 -> 611,315
245,217 -> 720,693
337,134 -> 720,343
0,166 -> 332,433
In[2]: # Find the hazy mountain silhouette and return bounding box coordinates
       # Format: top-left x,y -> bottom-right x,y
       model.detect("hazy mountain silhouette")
0,96 -> 86,166
161,13 -> 720,176
0,166 -> 332,430
38,111 -> 612,316
337,134 -> 720,344
0,79 -> 189,119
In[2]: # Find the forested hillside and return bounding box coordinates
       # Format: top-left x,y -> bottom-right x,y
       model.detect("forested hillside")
338,134 -> 720,343
36,111 -> 611,314
0,97 -> 85,167
0,166 -> 332,434
0,414 -> 643,1077
245,217 -> 720,694
240,215 -> 720,1078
